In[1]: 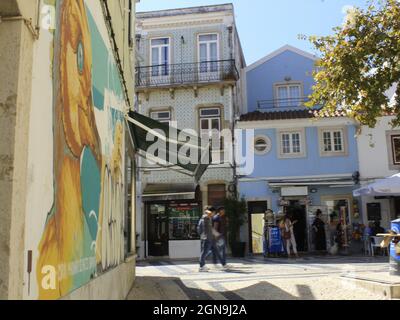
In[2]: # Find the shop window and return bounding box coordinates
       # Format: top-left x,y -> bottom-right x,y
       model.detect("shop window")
207,184 -> 226,207
168,203 -> 201,240
322,196 -> 352,248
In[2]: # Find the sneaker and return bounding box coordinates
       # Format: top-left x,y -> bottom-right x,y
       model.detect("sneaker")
199,266 -> 209,272
222,264 -> 232,270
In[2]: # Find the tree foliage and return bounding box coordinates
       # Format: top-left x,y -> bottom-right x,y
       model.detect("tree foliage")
307,0 -> 400,127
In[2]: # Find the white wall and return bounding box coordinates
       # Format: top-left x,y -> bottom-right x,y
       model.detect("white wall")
357,116 -> 399,180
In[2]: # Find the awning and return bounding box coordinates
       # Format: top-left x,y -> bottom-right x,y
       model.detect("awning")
354,173 -> 400,197
126,111 -> 211,182
268,176 -> 355,188
142,183 -> 199,201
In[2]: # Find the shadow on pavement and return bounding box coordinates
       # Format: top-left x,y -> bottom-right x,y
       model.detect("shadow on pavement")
127,276 -> 316,301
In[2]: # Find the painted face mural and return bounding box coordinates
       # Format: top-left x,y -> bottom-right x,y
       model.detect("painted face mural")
36,0 -> 126,299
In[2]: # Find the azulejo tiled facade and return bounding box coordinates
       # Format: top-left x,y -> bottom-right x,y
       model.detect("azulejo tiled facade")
135,4 -> 245,259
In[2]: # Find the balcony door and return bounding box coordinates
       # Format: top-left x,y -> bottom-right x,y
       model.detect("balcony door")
198,34 -> 219,81
150,38 -> 170,83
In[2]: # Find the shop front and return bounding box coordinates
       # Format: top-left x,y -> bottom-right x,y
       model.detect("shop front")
276,186 -> 361,255
240,177 -> 361,256
143,184 -> 203,259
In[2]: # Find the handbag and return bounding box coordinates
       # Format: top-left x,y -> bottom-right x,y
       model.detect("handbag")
283,230 -> 291,240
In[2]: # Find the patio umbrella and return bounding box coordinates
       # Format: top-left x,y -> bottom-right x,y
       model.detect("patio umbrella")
353,173 -> 400,197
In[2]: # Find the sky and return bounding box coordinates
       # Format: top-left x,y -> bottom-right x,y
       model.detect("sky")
137,0 -> 369,66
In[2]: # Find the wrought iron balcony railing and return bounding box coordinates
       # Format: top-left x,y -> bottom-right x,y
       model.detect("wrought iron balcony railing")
257,97 -> 311,110
135,59 -> 239,88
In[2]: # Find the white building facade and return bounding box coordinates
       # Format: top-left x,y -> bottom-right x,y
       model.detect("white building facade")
357,114 -> 400,230
135,4 -> 245,259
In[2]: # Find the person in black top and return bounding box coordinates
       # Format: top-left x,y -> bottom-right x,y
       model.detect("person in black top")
371,220 -> 385,236
312,209 -> 327,251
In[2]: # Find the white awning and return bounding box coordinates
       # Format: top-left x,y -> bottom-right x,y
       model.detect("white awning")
353,173 -> 400,197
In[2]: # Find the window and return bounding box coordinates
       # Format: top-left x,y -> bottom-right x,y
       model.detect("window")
391,135 -> 400,165
150,38 -> 170,77
386,131 -> 400,170
275,83 -> 302,108
323,130 -> 343,152
278,129 -> 306,158
150,110 -> 171,125
198,34 -> 219,73
207,184 -> 226,207
168,203 -> 201,241
199,107 -> 221,150
254,136 -> 271,154
281,132 -> 301,154
319,127 -> 347,156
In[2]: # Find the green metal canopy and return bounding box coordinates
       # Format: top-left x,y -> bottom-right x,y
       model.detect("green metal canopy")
126,111 -> 211,182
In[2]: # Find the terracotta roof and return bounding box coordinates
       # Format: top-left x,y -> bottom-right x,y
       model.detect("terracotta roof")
240,109 -> 348,122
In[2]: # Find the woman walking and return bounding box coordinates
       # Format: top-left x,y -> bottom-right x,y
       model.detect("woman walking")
283,213 -> 299,258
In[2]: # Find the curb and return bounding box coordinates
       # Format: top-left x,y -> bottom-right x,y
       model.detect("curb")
340,274 -> 400,300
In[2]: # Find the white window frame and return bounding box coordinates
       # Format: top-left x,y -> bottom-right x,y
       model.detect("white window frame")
150,37 -> 171,77
274,82 -> 303,108
199,107 -> 222,151
150,110 -> 172,125
197,33 -> 220,74
318,127 -> 348,157
277,128 -> 306,159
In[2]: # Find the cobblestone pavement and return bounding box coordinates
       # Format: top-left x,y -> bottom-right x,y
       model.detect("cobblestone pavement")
127,255 -> 390,300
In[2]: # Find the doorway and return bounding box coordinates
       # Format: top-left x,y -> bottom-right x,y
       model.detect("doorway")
248,201 -> 268,254
147,203 -> 169,256
284,200 -> 308,252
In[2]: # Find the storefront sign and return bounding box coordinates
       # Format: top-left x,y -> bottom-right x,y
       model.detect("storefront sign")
281,186 -> 308,197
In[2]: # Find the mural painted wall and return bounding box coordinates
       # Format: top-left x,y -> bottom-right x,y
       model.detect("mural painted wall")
24,0 -> 128,299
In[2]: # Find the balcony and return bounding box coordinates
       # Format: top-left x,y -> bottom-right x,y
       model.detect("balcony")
135,59 -> 239,90
257,97 -> 311,110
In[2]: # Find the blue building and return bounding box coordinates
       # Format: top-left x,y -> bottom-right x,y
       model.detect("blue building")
237,45 -> 362,255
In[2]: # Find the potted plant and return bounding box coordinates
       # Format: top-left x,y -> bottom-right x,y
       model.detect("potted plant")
224,196 -> 247,257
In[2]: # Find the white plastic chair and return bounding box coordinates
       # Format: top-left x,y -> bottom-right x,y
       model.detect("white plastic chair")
370,236 -> 388,256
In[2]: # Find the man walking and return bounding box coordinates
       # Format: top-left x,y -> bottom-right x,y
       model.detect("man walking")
212,207 -> 228,267
197,207 -> 226,272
